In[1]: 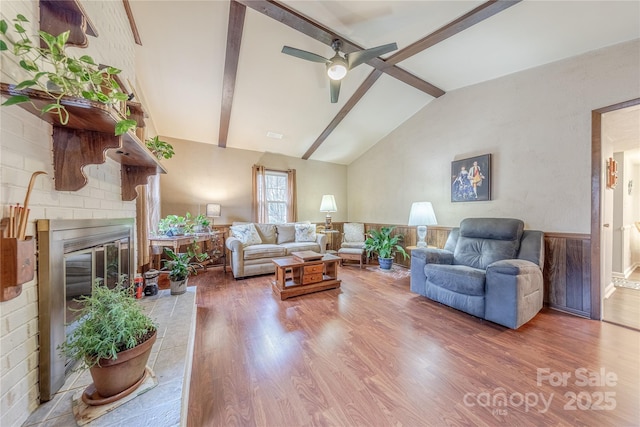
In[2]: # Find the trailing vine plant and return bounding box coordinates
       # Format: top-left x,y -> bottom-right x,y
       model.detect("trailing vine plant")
0,15 -> 137,135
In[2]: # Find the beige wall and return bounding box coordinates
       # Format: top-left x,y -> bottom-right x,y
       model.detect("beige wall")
347,40 -> 640,233
0,2 -> 138,426
159,137 -> 348,225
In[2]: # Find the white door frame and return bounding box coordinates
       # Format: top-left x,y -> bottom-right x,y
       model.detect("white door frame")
591,98 -> 640,320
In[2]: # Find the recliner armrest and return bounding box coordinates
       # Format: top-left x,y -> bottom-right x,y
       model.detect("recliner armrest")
412,248 -> 454,265
485,258 -> 544,329
486,259 -> 541,275
410,248 -> 453,295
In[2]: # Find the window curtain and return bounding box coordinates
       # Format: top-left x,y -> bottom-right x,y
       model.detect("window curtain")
252,165 -> 267,223
286,169 -> 297,222
136,174 -> 161,269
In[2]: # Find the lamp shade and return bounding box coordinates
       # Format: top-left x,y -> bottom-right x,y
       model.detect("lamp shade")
206,203 -> 221,217
319,195 -> 337,212
408,202 -> 437,226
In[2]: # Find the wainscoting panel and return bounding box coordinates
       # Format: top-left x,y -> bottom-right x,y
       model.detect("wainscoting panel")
544,233 -> 591,317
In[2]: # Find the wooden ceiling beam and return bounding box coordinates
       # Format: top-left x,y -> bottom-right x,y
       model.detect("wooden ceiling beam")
302,70 -> 383,160
387,0 -> 522,65
122,0 -> 142,46
218,1 -> 246,148
237,0 -> 445,99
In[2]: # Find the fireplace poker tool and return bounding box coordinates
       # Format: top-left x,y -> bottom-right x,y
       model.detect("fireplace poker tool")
16,171 -> 46,240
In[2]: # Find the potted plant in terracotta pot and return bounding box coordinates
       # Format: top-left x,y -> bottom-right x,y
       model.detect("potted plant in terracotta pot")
163,247 -> 208,295
364,226 -> 408,270
58,281 -> 157,403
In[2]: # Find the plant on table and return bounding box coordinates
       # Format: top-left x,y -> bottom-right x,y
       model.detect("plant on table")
0,15 -> 137,135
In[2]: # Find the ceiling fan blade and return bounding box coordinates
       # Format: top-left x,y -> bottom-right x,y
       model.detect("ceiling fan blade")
282,46 -> 330,64
330,78 -> 341,103
347,42 -> 398,70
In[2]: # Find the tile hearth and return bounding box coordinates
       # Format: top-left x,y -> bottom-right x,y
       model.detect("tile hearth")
23,287 -> 196,427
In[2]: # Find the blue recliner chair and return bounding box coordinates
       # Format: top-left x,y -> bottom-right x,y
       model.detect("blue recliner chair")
410,218 -> 544,329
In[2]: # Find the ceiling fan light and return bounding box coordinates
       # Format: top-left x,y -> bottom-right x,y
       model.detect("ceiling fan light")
327,56 -> 348,80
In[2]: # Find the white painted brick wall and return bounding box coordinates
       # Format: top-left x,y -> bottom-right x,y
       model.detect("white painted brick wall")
0,2 -> 138,426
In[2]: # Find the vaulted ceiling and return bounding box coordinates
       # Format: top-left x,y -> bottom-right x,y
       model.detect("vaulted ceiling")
129,1 -> 640,165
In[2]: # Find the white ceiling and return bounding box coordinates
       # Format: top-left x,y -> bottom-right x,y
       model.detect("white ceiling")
129,1 -> 640,165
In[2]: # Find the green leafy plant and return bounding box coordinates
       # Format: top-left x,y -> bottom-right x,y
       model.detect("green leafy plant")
163,246 -> 208,281
58,281 -> 157,370
194,214 -> 210,228
158,214 -> 187,235
0,15 -> 137,135
145,136 -> 174,160
364,226 -> 409,260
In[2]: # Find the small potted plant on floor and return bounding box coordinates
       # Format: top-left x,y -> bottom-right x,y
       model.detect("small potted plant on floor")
58,281 -> 157,402
364,226 -> 408,270
163,247 -> 208,295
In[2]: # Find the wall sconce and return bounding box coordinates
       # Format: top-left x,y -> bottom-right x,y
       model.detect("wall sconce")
319,195 -> 337,229
408,202 -> 437,248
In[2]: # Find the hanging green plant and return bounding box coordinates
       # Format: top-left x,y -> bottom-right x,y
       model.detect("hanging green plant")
145,136 -> 174,160
0,15 -> 137,136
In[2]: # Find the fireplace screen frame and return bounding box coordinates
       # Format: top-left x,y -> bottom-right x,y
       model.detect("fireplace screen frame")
37,218 -> 135,402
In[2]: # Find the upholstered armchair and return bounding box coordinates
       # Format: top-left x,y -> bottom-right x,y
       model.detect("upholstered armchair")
410,218 -> 544,329
338,223 -> 367,267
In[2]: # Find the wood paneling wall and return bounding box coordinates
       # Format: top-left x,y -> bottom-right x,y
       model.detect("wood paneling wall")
359,223 -> 592,318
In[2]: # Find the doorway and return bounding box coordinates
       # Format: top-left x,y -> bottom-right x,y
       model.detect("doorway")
592,99 -> 640,330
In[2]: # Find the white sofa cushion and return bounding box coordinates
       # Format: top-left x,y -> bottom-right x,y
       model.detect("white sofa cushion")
230,223 -> 262,247
243,244 -> 286,260
276,224 -> 296,244
255,223 -> 277,244
295,223 -> 316,242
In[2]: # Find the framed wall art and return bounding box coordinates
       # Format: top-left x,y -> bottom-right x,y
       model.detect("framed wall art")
451,154 -> 491,202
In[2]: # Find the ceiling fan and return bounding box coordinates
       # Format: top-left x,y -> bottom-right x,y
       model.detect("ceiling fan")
282,39 -> 398,103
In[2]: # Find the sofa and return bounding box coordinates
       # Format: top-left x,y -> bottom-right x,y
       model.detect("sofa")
226,222 -> 326,279
410,218 -> 544,329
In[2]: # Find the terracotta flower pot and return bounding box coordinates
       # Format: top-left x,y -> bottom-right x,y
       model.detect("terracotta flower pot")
88,330 -> 157,398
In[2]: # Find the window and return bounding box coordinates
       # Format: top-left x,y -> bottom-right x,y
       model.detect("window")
252,166 -> 297,223
265,170 -> 288,223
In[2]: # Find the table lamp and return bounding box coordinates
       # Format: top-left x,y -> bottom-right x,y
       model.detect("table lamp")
206,203 -> 221,225
319,195 -> 337,229
408,202 -> 437,248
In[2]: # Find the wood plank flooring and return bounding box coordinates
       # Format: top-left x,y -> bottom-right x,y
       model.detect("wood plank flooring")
187,266 -> 640,426
604,267 -> 640,331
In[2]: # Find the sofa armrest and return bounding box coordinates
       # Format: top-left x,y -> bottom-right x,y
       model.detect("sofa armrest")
485,259 -> 543,329
315,233 -> 327,254
226,236 -> 242,252
226,237 -> 244,278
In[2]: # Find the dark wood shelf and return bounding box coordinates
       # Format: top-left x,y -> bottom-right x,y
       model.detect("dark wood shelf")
1,83 -> 166,201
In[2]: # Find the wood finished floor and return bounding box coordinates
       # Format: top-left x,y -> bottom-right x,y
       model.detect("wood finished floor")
187,266 -> 640,426
604,268 -> 640,331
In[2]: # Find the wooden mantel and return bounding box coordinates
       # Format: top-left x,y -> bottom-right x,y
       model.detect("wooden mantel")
1,83 -> 166,201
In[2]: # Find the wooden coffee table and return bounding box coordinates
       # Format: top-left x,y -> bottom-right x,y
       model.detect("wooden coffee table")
272,253 -> 341,300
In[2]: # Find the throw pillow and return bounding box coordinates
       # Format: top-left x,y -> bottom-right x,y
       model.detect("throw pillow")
230,223 -> 262,247
295,223 -> 316,242
343,223 -> 365,243
276,224 -> 296,244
